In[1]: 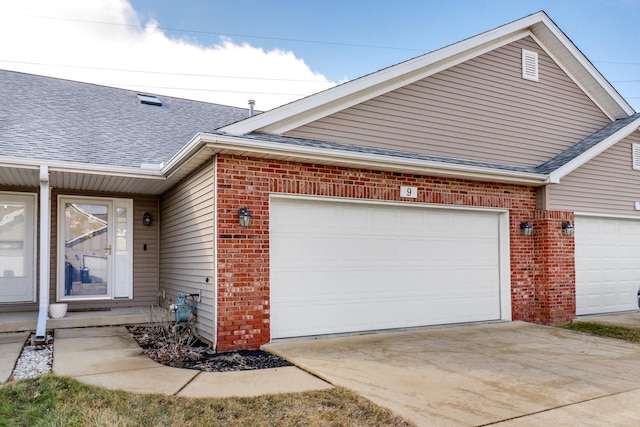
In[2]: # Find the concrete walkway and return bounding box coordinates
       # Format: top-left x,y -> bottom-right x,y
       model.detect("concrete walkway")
265,321 -> 640,426
1,326 -> 332,398
53,327 -> 332,397
3,313 -> 640,424
0,332 -> 30,385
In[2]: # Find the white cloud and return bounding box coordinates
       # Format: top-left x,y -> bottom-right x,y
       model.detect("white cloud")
0,0 -> 336,110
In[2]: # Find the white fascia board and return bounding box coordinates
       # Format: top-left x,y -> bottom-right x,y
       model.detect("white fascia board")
0,156 -> 166,180
532,16 -> 634,118
219,14 -> 546,136
160,132 -> 209,177
548,117 -> 640,184
0,134 -> 211,183
199,133 -> 548,185
529,33 -> 614,121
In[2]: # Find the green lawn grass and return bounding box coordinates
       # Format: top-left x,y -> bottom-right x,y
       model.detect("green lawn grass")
559,321 -> 640,342
0,376 -> 414,427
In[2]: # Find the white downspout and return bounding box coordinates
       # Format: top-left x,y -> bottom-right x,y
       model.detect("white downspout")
212,156 -> 218,352
34,165 -> 50,344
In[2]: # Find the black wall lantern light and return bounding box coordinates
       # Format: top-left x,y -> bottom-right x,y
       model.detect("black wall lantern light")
142,212 -> 152,227
238,207 -> 252,227
561,221 -> 575,236
520,221 -> 533,236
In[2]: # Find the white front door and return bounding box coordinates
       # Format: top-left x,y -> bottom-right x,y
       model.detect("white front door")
270,197 -> 509,339
0,193 -> 36,303
58,196 -> 133,301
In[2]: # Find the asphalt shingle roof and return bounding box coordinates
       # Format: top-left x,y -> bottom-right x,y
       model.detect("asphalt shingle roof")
3,69 -> 638,178
240,112 -> 640,176
240,132 -> 540,174
0,69 -> 250,168
536,112 -> 640,173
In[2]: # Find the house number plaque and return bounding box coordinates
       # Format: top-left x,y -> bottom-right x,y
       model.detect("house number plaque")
400,186 -> 418,198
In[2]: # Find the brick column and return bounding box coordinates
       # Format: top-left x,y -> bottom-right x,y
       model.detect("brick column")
532,210 -> 575,324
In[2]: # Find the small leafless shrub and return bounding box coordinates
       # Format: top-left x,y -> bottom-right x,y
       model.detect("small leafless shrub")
133,305 -> 202,365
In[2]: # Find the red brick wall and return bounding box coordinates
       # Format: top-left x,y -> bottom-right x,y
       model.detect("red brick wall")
531,210 -> 576,324
216,154 -> 547,351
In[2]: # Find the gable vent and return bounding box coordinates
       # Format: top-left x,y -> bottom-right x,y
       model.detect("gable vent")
137,94 -> 162,106
632,143 -> 640,170
522,49 -> 539,81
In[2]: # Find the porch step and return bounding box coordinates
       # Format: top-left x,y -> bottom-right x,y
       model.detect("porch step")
0,307 -> 157,333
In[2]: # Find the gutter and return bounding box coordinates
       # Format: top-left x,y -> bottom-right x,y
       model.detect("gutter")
34,165 -> 50,344
0,132 -> 551,188
0,156 -> 166,179
196,133 -> 549,186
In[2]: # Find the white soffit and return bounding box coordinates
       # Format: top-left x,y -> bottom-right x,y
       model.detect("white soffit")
529,18 -> 634,120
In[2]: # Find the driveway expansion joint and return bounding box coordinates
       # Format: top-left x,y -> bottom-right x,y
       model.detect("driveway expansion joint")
478,387 -> 640,426
173,370 -> 201,396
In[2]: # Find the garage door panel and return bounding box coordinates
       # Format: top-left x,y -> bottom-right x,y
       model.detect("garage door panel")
576,216 -> 640,315
271,198 -> 504,339
456,239 -> 498,264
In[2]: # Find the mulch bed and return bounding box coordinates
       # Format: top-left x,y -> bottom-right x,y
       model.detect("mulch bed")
127,325 -> 292,372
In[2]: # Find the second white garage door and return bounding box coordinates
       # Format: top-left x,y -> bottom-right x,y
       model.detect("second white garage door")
270,197 -> 509,339
575,216 -> 640,315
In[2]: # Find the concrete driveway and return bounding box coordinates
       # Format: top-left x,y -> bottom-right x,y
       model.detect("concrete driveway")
264,321 -> 640,426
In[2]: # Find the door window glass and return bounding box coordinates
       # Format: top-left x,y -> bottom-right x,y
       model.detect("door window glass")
63,202 -> 109,297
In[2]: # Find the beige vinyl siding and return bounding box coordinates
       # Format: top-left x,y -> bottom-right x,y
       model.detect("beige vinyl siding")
546,132 -> 640,215
286,37 -> 610,167
160,159 -> 215,343
49,190 -> 159,310
132,197 -> 161,304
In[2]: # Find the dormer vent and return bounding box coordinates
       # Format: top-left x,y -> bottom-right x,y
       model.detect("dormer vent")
632,143 -> 640,170
522,49 -> 539,81
137,94 -> 162,106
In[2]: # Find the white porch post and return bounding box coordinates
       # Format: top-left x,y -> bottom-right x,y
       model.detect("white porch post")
35,165 -> 50,343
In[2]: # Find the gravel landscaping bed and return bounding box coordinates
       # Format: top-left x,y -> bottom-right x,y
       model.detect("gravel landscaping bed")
11,336 -> 53,381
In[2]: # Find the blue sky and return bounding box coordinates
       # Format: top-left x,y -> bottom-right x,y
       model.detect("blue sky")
131,1 -> 640,82
1,0 -> 639,110
131,0 -> 640,110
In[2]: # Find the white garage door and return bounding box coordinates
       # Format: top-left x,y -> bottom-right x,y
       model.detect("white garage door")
575,216 -> 640,315
270,197 -> 508,339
